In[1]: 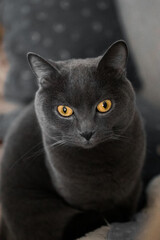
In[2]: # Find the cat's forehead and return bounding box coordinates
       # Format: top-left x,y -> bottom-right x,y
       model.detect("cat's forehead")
57,57 -> 100,70
57,57 -> 100,86
55,57 -> 103,107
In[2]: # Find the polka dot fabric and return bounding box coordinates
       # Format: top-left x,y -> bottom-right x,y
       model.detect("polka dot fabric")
1,0 -> 141,103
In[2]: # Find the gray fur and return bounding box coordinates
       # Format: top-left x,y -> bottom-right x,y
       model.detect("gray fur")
0,41 -> 146,240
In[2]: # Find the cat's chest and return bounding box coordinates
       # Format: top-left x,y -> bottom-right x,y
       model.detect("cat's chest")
51,169 -> 122,211
46,148 -> 134,211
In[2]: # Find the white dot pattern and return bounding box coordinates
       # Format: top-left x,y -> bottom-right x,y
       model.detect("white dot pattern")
16,44 -> 25,53
16,0 -> 119,64
97,1 -> 109,10
70,31 -> 80,41
36,12 -> 47,21
20,6 -> 31,14
81,8 -> 91,17
52,23 -> 66,33
59,0 -> 70,10
59,49 -> 71,60
43,38 -> 53,47
43,1 -> 55,7
31,32 -> 41,42
92,22 -> 103,32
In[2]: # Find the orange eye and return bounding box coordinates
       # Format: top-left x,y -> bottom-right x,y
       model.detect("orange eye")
97,100 -> 112,113
57,105 -> 73,117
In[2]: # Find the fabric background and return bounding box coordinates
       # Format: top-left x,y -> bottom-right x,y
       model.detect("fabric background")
1,0 -> 141,104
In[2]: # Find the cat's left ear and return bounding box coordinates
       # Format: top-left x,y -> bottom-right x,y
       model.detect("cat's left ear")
98,40 -> 128,72
27,52 -> 60,81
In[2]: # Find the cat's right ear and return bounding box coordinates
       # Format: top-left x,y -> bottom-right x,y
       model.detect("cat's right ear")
98,40 -> 128,72
27,52 -> 60,82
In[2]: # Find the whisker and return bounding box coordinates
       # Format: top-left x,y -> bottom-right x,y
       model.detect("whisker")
48,140 -> 67,151
43,131 -> 62,141
8,141 -> 43,171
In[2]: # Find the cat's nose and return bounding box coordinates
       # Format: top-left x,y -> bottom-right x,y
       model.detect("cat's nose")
80,131 -> 94,141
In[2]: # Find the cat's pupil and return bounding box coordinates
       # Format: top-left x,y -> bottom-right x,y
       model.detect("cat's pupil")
63,107 -> 67,113
103,101 -> 107,109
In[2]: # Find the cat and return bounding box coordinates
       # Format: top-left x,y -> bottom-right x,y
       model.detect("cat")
0,41 -> 146,240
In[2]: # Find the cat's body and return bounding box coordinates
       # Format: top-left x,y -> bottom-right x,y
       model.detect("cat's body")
0,41 -> 146,240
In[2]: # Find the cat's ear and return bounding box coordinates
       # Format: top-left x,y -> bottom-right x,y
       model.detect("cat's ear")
98,40 -> 128,72
27,52 -> 60,81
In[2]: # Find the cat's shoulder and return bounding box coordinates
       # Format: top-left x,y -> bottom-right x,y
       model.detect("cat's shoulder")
1,103 -> 51,193
3,103 -> 42,156
7,103 -> 39,137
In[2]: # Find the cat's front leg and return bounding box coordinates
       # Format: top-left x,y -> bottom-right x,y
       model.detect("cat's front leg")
0,193 -> 80,240
102,180 -> 142,223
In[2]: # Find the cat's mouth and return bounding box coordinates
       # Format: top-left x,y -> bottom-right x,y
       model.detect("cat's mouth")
79,132 -> 118,149
80,137 -> 106,149
57,132 -> 116,149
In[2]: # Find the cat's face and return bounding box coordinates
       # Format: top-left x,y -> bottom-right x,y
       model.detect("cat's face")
28,41 -> 135,149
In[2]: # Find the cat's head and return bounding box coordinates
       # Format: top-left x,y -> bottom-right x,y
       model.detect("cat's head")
27,40 -> 135,149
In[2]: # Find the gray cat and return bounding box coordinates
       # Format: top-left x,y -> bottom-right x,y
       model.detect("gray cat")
0,41 -> 146,240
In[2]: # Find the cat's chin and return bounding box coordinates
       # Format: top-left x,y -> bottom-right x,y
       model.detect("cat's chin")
79,137 -> 115,149
79,141 -> 98,149
81,144 -> 94,149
